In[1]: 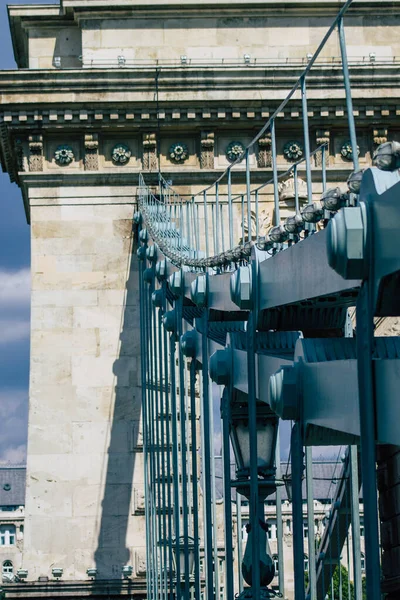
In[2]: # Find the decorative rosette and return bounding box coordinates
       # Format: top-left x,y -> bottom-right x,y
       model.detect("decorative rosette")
54,145 -> 74,165
283,141 -> 304,162
112,143 -> 132,165
226,141 -> 245,163
169,142 -> 189,163
341,141 -> 360,161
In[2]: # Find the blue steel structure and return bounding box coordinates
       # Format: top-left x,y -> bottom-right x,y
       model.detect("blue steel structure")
136,1 -> 400,598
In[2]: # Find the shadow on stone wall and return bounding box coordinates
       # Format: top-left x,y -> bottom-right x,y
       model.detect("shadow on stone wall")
93,216 -> 143,589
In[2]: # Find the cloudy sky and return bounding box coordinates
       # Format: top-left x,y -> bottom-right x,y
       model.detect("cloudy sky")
0,0 -> 58,464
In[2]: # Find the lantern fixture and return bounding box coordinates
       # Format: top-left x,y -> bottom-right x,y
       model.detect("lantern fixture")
172,536 -> 196,579
230,401 -> 278,483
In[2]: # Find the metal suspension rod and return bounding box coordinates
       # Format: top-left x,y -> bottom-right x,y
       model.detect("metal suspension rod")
190,359 -> 201,600
301,76 -> 313,207
275,429 -> 285,597
305,447 -> 317,600
201,311 -> 215,600
221,389 -> 234,600
356,282 -> 381,600
291,423 -> 306,600
246,150 -> 252,243
162,284 -> 175,600
169,330 -> 182,595
177,297 -> 190,599
228,168 -> 234,249
139,252 -> 152,600
271,120 -> 280,225
338,16 -> 360,173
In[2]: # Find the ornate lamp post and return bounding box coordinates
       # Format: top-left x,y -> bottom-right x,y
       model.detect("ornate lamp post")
229,394 -> 281,599
172,536 -> 195,599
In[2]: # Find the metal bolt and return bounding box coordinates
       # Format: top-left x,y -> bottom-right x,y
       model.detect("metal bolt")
269,366 -> 299,421
156,259 -> 168,282
327,205 -> 367,280
139,228 -> 149,243
180,330 -> 197,358
190,274 -> 208,308
133,211 -> 142,225
137,246 -> 147,261
146,245 -> 157,262
168,270 -> 184,297
163,309 -> 177,333
209,349 -> 232,385
143,267 -> 154,284
230,266 -> 252,310
151,289 -> 163,308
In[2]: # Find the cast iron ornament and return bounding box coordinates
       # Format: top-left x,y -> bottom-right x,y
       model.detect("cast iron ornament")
226,141 -> 245,162
283,141 -> 304,162
341,140 -> 360,161
169,142 -> 189,163
54,145 -> 74,165
112,143 -> 132,165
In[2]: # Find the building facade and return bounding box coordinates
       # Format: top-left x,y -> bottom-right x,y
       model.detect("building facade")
0,0 -> 399,597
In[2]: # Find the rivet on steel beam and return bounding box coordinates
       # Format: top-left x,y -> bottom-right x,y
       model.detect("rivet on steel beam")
180,330 -> 197,358
163,309 -> 177,333
151,289 -> 163,308
146,245 -> 157,262
168,269 -> 184,297
156,259 -> 168,282
139,228 -> 149,243
190,274 -> 208,308
230,266 -> 252,310
269,366 -> 299,421
327,205 -> 367,280
209,349 -> 232,386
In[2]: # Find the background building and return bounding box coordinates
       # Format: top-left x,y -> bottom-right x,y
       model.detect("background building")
0,467 -> 25,583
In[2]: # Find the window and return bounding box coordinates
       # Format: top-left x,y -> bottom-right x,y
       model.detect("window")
285,519 -> 292,534
272,554 -> 279,576
303,521 -> 309,538
304,554 -> 309,573
2,561 -> 13,576
361,553 -> 365,573
267,520 -> 277,540
360,517 -> 364,538
0,525 -> 16,546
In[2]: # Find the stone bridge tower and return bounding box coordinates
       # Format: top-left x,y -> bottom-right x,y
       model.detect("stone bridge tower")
1,1 -> 400,598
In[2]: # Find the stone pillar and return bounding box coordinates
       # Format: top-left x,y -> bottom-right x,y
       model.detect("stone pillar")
28,135 -> 43,172
142,132 -> 158,170
200,131 -> 215,169
257,133 -> 272,168
22,180 -> 146,583
84,133 -> 99,170
314,129 -> 330,167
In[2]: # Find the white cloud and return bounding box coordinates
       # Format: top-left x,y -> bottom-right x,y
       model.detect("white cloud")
0,268 -> 30,309
0,445 -> 26,465
0,319 -> 30,344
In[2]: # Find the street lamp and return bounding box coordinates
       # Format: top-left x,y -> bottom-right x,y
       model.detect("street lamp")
230,402 -> 277,482
229,394 -> 279,598
172,536 -> 196,599
172,536 -> 196,578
